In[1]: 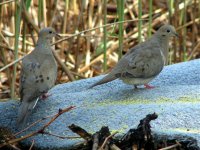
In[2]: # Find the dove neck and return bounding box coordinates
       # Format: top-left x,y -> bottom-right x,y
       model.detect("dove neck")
37,37 -> 51,45
36,38 -> 53,54
153,34 -> 169,47
153,34 -> 170,64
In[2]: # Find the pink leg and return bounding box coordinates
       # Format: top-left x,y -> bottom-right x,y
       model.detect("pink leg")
144,84 -> 155,89
40,93 -> 52,100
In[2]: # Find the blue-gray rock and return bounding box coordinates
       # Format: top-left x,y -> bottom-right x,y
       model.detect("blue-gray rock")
1,59 -> 200,149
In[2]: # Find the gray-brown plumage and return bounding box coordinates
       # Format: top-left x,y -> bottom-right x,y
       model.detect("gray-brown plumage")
90,25 -> 178,89
17,27 -> 59,127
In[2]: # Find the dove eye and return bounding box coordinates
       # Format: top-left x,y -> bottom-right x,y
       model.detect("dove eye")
167,29 -> 170,33
49,31 -> 52,34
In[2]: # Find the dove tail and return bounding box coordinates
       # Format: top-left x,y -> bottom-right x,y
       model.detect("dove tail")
17,98 -> 39,128
89,74 -> 117,88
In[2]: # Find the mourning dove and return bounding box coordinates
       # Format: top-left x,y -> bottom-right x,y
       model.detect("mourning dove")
90,24 -> 178,89
17,27 -> 59,127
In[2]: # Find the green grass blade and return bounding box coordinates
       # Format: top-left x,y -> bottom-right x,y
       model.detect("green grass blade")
25,0 -> 32,9
38,0 -> 43,26
103,0 -> 107,71
11,1 -> 22,99
117,0 -> 124,59
138,0 -> 142,42
22,0 -> 31,53
148,0 -> 152,37
183,0 -> 187,61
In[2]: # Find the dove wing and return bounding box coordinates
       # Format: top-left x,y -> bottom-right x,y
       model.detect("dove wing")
113,44 -> 164,79
20,51 -> 57,102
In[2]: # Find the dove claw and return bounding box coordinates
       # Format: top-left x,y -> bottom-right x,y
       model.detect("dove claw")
40,93 -> 52,100
144,84 -> 155,89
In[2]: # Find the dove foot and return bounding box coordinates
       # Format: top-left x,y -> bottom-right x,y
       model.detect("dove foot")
144,84 -> 155,89
134,85 -> 138,89
40,93 -> 52,100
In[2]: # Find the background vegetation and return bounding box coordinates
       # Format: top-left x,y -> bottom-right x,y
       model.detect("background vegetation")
0,0 -> 200,100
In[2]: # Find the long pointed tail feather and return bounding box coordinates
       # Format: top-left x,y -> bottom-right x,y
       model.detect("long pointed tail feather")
17,99 -> 38,128
89,74 -> 117,89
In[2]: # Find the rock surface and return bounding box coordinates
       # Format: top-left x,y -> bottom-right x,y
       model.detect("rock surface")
1,59 -> 200,149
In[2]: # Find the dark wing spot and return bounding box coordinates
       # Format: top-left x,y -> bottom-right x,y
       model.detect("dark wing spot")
31,63 -> 36,69
37,64 -> 40,68
35,76 -> 38,79
20,87 -> 24,101
35,80 -> 39,83
39,75 -> 43,78
124,72 -> 134,78
21,76 -> 26,82
47,77 -> 50,80
132,66 -> 136,69
162,35 -> 166,37
115,73 -> 121,78
40,79 -> 44,83
142,68 -> 145,72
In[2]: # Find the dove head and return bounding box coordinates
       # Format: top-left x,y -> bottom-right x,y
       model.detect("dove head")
38,27 -> 60,40
157,25 -> 178,38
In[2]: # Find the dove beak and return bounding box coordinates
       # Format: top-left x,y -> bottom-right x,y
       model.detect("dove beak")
173,32 -> 179,38
55,33 -> 61,38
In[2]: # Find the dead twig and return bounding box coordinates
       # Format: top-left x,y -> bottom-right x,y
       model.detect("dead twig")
13,113 -> 57,137
0,43 -> 25,55
43,131 -> 81,139
52,50 -> 75,81
70,71 -> 86,79
110,144 -> 121,150
0,0 -> 16,5
68,124 -> 92,141
158,141 -> 181,150
29,140 -> 34,150
0,56 -> 25,72
8,144 -> 21,150
188,40 -> 200,60
0,106 -> 75,149
99,131 -> 119,150
52,19 -> 148,46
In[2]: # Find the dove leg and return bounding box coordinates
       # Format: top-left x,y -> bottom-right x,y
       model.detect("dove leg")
144,84 -> 155,89
40,93 -> 52,100
134,85 -> 138,89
